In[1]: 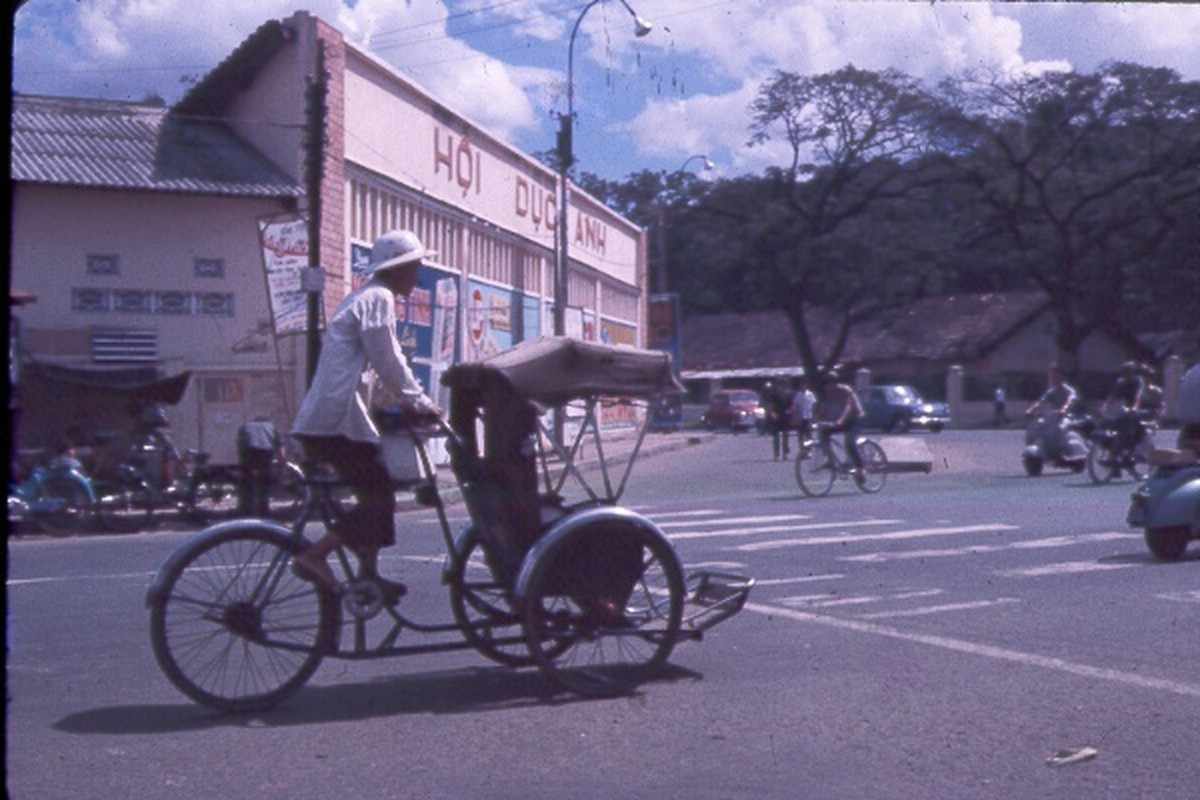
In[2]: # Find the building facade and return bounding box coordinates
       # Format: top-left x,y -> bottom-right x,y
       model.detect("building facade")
11,11 -> 648,462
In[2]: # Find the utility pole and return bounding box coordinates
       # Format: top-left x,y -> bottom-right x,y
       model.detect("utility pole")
303,41 -> 327,388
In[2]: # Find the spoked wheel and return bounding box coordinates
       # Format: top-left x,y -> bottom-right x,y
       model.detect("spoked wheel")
448,527 -> 538,667
522,519 -> 684,697
148,525 -> 336,712
33,474 -> 94,533
184,467 -> 241,524
795,444 -> 835,497
855,440 -> 888,494
93,472 -> 155,533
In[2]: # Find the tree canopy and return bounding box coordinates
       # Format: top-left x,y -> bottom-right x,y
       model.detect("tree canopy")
583,62 -> 1199,375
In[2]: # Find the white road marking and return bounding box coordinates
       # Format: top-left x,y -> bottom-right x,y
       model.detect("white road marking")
779,588 -> 942,609
744,599 -> 1200,698
1156,590 -> 1200,604
734,523 -> 1019,552
858,598 -> 1021,620
685,561 -> 750,571
658,514 -> 812,529
996,561 -> 1136,577
630,508 -> 723,519
676,519 -> 901,542
752,574 -> 846,586
841,532 -> 1135,563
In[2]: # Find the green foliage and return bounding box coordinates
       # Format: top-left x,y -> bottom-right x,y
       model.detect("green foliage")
584,63 -> 1198,371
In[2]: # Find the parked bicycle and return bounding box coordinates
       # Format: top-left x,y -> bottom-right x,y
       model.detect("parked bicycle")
146,338 -> 753,712
794,423 -> 889,496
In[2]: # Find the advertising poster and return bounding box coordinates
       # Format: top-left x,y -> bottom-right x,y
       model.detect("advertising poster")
599,319 -> 640,428
257,214 -> 309,335
646,293 -> 684,430
466,280 -> 516,361
522,295 -> 541,341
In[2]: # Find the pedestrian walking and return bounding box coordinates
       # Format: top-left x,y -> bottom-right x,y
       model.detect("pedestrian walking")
237,415 -> 282,516
791,376 -> 816,444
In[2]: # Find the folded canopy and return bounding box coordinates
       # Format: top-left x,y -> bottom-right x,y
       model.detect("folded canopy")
442,337 -> 682,406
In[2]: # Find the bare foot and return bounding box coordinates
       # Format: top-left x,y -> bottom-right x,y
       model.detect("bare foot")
291,553 -> 340,593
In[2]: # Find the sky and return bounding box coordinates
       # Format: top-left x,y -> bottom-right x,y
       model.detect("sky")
12,1 -> 1200,182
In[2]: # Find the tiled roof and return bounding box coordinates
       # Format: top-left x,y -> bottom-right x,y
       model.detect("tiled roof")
681,292 -> 1049,371
11,94 -> 300,198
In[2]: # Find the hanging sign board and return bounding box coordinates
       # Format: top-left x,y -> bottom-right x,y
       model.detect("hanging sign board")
257,214 -> 310,336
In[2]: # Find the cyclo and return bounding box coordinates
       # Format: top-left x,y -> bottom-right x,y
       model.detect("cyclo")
146,338 -> 753,711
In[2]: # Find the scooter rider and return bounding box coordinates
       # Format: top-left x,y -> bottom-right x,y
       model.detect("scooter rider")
1026,364 -> 1079,418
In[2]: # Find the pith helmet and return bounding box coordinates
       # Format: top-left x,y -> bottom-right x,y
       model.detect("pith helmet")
368,230 -> 436,274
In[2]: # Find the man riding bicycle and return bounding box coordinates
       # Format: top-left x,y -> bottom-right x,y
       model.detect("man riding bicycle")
817,368 -> 865,480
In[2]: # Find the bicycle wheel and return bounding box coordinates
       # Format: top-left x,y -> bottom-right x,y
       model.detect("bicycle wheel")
148,525 -> 335,712
856,440 -> 888,494
447,527 -> 536,667
268,462 -> 309,523
794,444 -> 835,497
93,471 -> 155,533
184,467 -> 241,524
33,473 -> 94,533
522,517 -> 685,697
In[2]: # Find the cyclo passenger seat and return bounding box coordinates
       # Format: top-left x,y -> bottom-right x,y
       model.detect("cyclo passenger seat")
442,370 -> 544,590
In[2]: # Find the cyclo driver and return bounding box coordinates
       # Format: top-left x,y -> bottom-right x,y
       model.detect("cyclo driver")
291,230 -> 440,600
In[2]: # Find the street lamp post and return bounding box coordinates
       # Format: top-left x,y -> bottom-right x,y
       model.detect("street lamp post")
554,0 -> 653,339
654,154 -> 713,293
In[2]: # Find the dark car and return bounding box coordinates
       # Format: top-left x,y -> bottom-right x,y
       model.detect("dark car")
859,385 -> 950,433
701,389 -> 766,432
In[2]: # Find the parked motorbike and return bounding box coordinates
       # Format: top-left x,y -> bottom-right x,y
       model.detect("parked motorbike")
1022,413 -> 1088,476
1127,457 -> 1200,561
8,460 -> 97,534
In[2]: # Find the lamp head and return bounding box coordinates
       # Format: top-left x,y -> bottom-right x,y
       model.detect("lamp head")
633,14 -> 653,37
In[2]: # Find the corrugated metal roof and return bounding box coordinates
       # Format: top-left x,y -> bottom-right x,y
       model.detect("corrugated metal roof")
11,94 -> 301,198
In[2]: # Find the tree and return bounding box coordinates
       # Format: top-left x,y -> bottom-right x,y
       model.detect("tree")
745,66 -> 949,379
937,63 -> 1200,370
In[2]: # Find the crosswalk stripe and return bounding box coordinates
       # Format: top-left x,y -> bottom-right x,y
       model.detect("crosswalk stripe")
734,523 -> 1019,552
674,519 -> 901,541
752,574 -> 846,586
996,561 -> 1136,577
658,514 -> 812,529
858,598 -> 1021,620
1157,591 -> 1200,604
840,532 -> 1134,564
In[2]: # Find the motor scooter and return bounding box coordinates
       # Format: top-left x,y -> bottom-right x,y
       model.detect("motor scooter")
1127,453 -> 1200,561
1022,413 -> 1088,476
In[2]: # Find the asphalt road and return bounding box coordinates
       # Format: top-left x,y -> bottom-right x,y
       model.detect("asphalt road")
7,428 -> 1198,799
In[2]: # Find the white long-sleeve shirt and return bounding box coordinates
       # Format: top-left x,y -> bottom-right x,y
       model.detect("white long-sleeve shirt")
292,279 -> 431,443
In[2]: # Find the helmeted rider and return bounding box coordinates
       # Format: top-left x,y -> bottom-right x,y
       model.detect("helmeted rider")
1102,361 -> 1146,453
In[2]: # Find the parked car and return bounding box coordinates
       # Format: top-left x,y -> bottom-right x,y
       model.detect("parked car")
859,385 -> 950,433
701,389 -> 766,432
